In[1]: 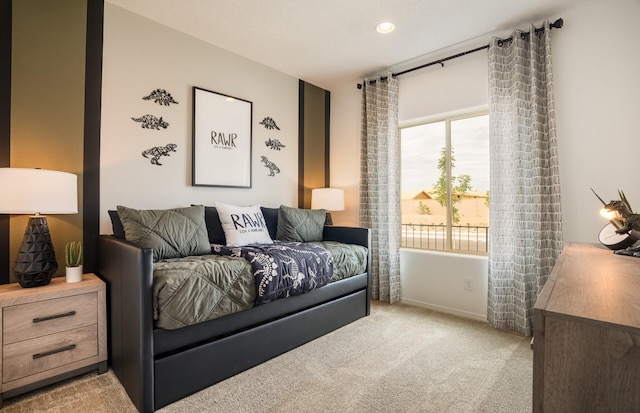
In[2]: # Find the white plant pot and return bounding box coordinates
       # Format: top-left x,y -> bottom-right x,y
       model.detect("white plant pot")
66,265 -> 83,283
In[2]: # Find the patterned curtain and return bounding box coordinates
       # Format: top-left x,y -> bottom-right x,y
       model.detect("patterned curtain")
360,74 -> 401,304
487,21 -> 563,336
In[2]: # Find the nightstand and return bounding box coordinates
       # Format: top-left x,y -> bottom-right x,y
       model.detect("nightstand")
0,273 -> 107,406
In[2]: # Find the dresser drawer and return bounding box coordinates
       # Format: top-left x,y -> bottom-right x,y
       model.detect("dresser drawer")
3,324 -> 98,384
3,293 -> 97,345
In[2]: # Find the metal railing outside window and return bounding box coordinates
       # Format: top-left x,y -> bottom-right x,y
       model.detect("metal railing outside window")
401,223 -> 488,253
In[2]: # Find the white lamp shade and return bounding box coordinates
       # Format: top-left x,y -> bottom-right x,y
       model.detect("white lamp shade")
311,188 -> 345,211
0,168 -> 78,214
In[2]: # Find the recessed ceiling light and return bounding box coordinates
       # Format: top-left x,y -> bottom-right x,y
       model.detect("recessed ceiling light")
376,21 -> 395,34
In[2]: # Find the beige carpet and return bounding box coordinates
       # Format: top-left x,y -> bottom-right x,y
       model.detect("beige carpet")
2,302 -> 532,413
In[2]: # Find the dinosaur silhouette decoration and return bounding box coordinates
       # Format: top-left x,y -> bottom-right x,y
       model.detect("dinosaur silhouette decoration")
131,114 -> 169,130
265,138 -> 285,151
142,89 -> 179,106
260,156 -> 280,176
142,143 -> 177,165
259,117 -> 280,130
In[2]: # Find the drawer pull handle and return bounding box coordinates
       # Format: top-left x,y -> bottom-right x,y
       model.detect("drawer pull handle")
33,311 -> 76,323
32,344 -> 77,360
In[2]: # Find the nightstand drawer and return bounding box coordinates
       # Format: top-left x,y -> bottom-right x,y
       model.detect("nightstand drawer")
3,324 -> 98,384
3,293 -> 97,344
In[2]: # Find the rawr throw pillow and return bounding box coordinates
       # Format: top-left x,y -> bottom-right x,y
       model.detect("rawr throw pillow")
215,202 -> 274,246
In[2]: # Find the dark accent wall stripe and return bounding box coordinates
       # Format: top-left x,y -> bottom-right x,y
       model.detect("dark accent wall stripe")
0,0 -> 11,284
83,0 -> 103,274
298,80 -> 331,209
324,89 -> 330,187
298,79 -> 305,208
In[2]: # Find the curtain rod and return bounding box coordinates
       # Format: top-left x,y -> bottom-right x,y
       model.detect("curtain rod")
357,17 -> 564,89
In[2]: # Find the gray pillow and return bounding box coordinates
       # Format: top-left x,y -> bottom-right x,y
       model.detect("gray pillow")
276,205 -> 327,242
116,205 -> 211,261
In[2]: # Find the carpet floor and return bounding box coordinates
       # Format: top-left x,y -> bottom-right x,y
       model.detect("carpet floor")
2,302 -> 532,413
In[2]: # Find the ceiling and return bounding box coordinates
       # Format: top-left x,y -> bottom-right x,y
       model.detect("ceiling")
105,0 -> 588,89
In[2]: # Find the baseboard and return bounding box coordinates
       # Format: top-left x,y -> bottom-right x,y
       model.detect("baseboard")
400,298 -> 487,322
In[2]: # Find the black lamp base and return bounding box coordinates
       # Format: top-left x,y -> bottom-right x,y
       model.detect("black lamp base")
14,216 -> 58,288
324,212 -> 333,226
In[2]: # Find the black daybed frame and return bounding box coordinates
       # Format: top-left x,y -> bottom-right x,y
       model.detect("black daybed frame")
98,226 -> 371,413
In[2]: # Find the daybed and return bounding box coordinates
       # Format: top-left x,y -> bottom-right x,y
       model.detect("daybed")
98,204 -> 370,413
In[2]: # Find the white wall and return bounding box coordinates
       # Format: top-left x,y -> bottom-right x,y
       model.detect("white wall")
398,51 -> 488,121
553,0 -> 640,242
100,4 -> 299,234
329,0 -> 640,320
400,249 -> 488,321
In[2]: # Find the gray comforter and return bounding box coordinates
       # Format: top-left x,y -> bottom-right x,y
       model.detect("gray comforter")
153,242 -> 367,330
153,254 -> 254,330
310,241 -> 368,282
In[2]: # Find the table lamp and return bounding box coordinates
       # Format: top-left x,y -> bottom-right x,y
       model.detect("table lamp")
311,188 -> 345,225
0,168 -> 78,287
592,188 -> 638,250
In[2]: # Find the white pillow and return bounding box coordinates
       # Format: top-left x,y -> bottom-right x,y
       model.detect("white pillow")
215,202 -> 274,246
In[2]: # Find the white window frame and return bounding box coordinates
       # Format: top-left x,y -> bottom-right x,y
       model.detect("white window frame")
400,106 -> 489,254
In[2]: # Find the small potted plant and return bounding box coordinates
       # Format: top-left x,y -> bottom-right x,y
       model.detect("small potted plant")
65,241 -> 83,283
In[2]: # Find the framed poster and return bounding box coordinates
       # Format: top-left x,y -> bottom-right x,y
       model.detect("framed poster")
192,87 -> 252,187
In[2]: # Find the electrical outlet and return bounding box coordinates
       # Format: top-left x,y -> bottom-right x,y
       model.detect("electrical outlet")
464,277 -> 473,290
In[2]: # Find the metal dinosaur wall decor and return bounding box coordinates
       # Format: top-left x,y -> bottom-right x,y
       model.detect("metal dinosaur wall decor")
142,143 -> 177,166
142,89 -> 179,106
259,117 -> 280,130
131,114 -> 169,130
130,89 -> 180,168
265,138 -> 285,151
260,156 -> 280,176
258,116 -> 285,176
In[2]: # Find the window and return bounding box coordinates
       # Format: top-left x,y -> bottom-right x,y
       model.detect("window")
400,112 -> 489,254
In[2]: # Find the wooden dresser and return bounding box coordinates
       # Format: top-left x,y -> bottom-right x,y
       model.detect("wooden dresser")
0,273 -> 107,406
533,243 -> 640,412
